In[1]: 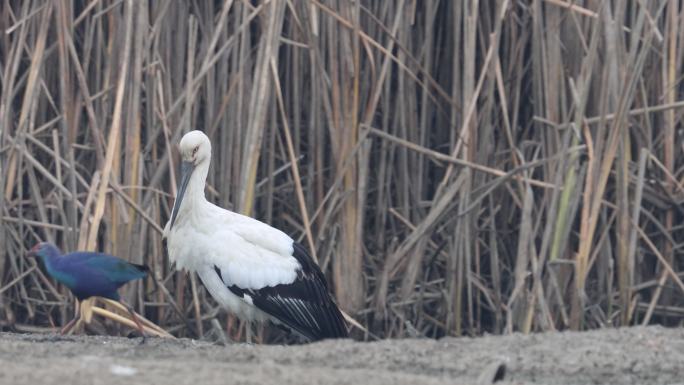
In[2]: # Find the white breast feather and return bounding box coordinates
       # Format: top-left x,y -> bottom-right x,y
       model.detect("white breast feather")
167,200 -> 300,290
210,229 -> 299,289
223,210 -> 294,256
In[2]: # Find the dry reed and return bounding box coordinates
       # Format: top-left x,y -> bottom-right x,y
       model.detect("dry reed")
0,0 -> 683,341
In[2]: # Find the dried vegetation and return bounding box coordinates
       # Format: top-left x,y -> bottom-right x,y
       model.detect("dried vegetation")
0,0 -> 683,341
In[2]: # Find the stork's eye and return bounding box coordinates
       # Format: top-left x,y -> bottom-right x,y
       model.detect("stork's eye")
192,146 -> 199,156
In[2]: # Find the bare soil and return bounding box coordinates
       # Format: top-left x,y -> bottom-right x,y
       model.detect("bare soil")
0,326 -> 682,385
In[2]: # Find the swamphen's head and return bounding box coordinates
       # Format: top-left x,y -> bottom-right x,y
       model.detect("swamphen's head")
27,242 -> 61,261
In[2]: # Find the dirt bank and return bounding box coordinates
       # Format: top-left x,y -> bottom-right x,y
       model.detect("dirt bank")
0,326 -> 682,385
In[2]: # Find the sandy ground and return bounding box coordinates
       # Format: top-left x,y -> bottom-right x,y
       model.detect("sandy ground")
0,326 -> 682,385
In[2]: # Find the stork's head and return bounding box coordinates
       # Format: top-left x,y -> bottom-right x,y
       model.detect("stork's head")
170,130 -> 212,229
179,130 -> 211,166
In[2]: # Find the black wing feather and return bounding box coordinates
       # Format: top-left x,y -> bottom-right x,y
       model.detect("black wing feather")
217,242 -> 348,341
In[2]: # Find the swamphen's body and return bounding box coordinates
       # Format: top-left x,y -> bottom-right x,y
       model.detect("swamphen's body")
29,242 -> 148,335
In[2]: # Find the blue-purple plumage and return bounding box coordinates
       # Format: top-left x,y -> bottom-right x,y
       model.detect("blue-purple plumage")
29,242 -> 148,301
27,242 -> 150,336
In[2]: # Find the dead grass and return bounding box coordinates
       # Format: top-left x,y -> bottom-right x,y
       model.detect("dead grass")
0,0 -> 683,342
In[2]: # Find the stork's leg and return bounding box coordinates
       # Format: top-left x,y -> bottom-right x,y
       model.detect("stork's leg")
60,301 -> 81,335
245,321 -> 253,344
119,300 -> 146,339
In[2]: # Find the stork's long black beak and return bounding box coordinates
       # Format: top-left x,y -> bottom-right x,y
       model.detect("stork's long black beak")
170,160 -> 194,229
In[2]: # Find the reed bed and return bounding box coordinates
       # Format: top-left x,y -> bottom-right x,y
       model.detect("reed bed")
0,0 -> 683,341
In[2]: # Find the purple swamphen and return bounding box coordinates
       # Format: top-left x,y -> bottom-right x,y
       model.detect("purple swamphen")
28,242 -> 148,336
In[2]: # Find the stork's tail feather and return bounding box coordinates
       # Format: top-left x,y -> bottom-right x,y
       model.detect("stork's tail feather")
280,308 -> 347,342
329,307 -> 349,339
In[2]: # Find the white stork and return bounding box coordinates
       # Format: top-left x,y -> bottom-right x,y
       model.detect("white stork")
163,130 -> 348,342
